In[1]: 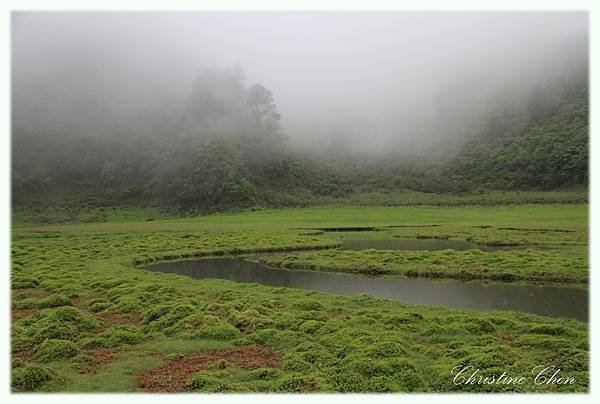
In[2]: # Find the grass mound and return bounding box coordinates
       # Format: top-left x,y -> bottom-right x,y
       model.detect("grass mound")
12,364 -> 55,391
35,339 -> 80,362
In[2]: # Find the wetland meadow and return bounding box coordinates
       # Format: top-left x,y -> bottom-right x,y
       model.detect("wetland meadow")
9,11 -> 589,395
11,203 -> 589,392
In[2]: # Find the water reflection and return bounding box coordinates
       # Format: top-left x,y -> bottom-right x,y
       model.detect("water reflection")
148,258 -> 587,321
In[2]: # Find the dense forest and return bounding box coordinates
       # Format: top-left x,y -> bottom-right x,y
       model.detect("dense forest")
12,52 -> 588,215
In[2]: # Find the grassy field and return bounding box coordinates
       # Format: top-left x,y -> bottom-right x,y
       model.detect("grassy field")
11,190 -> 588,226
11,203 -> 589,392
260,219 -> 588,284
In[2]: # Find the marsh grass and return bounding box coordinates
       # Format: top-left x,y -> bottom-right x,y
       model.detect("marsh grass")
10,203 -> 589,392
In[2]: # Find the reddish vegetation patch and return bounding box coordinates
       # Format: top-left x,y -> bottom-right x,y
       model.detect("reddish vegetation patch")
72,297 -> 89,309
12,349 -> 33,364
499,332 -> 515,344
144,350 -> 166,358
13,288 -> 43,293
82,348 -> 127,373
12,309 -> 36,322
101,313 -> 141,325
136,344 -> 281,392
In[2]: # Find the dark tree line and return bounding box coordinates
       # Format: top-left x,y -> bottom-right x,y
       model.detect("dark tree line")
12,64 -> 589,215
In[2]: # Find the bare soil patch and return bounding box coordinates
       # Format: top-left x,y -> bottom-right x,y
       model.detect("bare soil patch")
12,308 -> 37,322
101,313 -> 141,325
136,344 -> 280,392
81,348 -> 126,373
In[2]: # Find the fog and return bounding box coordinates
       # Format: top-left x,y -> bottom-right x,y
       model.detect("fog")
12,12 -> 587,154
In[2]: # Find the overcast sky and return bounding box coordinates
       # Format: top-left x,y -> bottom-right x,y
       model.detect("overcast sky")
12,12 -> 588,150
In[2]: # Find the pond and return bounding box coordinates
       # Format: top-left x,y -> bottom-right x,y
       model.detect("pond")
148,258 -> 587,321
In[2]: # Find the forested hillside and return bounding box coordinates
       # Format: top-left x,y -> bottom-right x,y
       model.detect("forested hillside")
12,61 -> 588,216
443,72 -> 588,191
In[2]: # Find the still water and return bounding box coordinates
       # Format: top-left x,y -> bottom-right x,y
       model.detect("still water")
148,258 -> 587,321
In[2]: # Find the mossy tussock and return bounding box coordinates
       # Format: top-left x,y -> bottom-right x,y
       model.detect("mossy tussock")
261,247 -> 587,284
10,204 -> 589,392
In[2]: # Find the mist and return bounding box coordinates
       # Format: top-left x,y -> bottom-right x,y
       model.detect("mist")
12,12 -> 587,154
10,11 -> 589,213
8,12 -> 591,388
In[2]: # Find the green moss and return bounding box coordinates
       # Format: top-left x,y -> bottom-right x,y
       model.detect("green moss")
236,328 -> 302,349
140,304 -> 172,324
12,364 -> 54,391
449,318 -> 497,334
515,334 -> 572,350
528,324 -> 570,336
12,277 -> 40,289
251,367 -> 281,380
14,307 -> 101,347
233,309 -> 273,332
49,306 -> 100,330
94,326 -> 146,348
331,356 -> 425,392
185,374 -> 226,392
143,304 -> 198,334
10,204 -> 589,392
14,294 -> 72,310
382,313 -> 414,327
90,302 -> 112,313
282,356 -> 312,372
71,353 -> 94,372
35,339 -> 80,362
292,299 -> 323,311
364,340 -> 409,358
177,314 -> 241,340
298,320 -> 323,334
274,374 -> 322,392
262,235 -> 587,285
